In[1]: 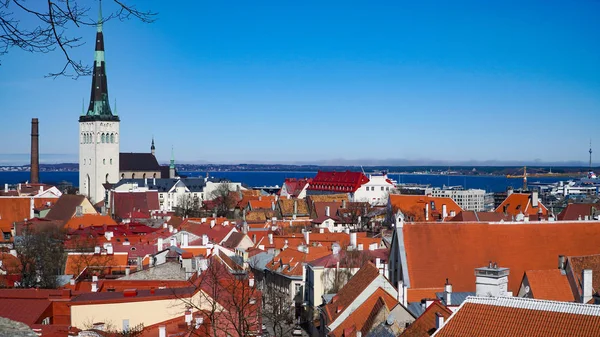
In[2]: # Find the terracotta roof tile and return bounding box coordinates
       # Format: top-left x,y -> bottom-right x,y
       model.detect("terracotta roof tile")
408,288 -> 445,303
403,222 -> 600,294
64,214 -> 118,230
331,288 -> 398,337
307,194 -> 349,203
65,252 -> 129,276
45,194 -> 88,221
308,171 -> 369,193
494,193 -> 548,217
112,191 -> 160,219
0,197 -> 32,223
558,203 -> 600,221
278,198 -> 310,216
435,297 -> 600,337
389,195 -> 462,222
567,254 -> 600,298
524,269 -> 575,302
324,262 -> 381,323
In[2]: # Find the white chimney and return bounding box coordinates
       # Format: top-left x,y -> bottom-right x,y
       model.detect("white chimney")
158,325 -> 166,337
249,277 -> 255,287
92,275 -> 98,282
168,225 -> 174,233
425,203 -> 429,221
170,237 -> 177,247
442,204 -> 448,219
182,233 -> 189,247
268,233 -> 274,245
304,231 -> 310,245
185,310 -> 193,325
70,278 -> 75,286
271,201 -> 275,210
325,206 -> 330,217
157,238 -> 164,251
29,198 -> 34,219
94,246 -> 101,254
375,257 -> 381,269
104,231 -> 113,241
210,219 -> 215,228
450,210 -> 456,217
350,232 -> 357,248
3,183 -> 7,193
532,191 -> 539,208
435,312 -> 445,331
163,223 -> 168,229
202,234 -> 209,246
583,269 -> 593,304
201,217 -> 207,223
397,280 -> 407,307
195,317 -> 204,329
358,244 -> 364,251
444,279 -> 453,305
342,199 -> 346,208
125,266 -> 130,276
106,244 -> 113,255
9,249 -> 16,257
332,244 -> 341,255
91,282 -> 98,292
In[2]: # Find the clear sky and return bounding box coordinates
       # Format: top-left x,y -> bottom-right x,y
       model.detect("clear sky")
1,0 -> 599,165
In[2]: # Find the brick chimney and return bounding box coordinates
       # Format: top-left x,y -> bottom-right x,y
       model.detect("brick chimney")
30,118 -> 39,184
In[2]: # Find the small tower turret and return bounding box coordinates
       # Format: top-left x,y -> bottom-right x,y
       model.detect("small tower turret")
151,137 -> 156,156
169,146 -> 176,179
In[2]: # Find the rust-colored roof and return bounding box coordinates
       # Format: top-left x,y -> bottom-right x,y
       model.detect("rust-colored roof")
435,297 -> 600,337
403,222 -> 600,294
266,246 -> 330,277
524,269 -> 575,302
401,300 -> 452,337
307,194 -> 349,203
278,198 -> 310,216
558,203 -> 600,221
0,252 -> 20,274
0,197 -> 32,223
0,219 -> 12,233
330,288 -> 398,337
494,193 -> 548,217
324,262 -> 381,323
64,214 -> 118,230
389,195 -> 462,222
308,171 -> 369,193
567,254 -> 600,297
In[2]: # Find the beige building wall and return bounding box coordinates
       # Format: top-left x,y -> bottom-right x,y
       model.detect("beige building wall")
119,171 -> 162,180
71,291 -> 214,329
80,198 -> 99,214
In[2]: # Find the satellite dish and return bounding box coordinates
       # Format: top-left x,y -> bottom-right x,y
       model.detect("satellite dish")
386,315 -> 395,326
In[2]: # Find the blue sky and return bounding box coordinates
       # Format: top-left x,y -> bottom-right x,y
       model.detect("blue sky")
1,0 -> 599,165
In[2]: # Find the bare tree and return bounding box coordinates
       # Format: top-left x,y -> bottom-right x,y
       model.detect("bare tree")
16,224 -> 66,288
262,284 -> 296,336
66,234 -> 116,277
176,193 -> 201,218
322,249 -> 374,294
209,183 -> 237,218
341,201 -> 374,231
0,0 -> 156,78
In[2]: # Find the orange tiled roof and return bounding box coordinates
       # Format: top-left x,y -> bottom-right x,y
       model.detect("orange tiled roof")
0,219 -> 12,233
248,198 -> 276,210
278,198 -> 310,216
407,288 -> 444,303
436,297 -> 600,337
63,214 -> 118,230
330,288 -> 398,337
524,269 -> 575,302
494,193 -> 548,217
266,246 -> 330,277
401,300 -> 452,337
308,194 -> 349,203
324,262 -> 381,324
0,197 -> 32,223
402,222 -> 600,294
389,195 -> 462,222
64,252 -> 129,276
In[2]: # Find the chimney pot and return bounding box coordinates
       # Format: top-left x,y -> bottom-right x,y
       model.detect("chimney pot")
583,269 -> 593,303
30,118 -> 39,184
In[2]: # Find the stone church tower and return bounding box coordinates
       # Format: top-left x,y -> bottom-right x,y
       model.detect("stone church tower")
79,4 -> 119,204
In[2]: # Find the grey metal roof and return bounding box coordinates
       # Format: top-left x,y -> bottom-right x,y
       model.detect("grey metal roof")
322,293 -> 336,304
365,325 -> 397,337
407,302 -> 426,318
435,291 -> 476,306
113,178 -> 206,192
249,252 -> 275,271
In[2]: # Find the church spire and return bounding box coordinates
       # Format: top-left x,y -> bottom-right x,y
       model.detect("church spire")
81,0 -> 118,122
151,137 -> 156,156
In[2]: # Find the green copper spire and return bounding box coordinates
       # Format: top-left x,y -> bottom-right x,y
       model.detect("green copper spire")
114,98 -> 117,116
170,146 -> 175,169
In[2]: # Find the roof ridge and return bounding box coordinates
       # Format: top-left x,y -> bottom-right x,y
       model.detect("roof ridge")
464,296 -> 600,316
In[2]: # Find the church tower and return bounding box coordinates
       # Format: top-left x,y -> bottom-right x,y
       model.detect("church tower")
79,2 -> 120,204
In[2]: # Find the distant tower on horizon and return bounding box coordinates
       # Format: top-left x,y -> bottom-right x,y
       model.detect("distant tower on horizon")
79,1 -> 120,204
523,166 -> 528,191
589,139 -> 593,170
169,146 -> 176,179
151,137 -> 156,156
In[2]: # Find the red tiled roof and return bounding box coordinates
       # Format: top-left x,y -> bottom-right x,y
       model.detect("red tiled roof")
407,288 -> 444,303
494,193 -> 548,217
523,269 -> 575,302
308,171 -> 369,193
401,300 -> 452,337
266,247 -> 330,277
558,203 -> 600,221
402,222 -> 600,294
389,195 -> 462,222
436,297 -> 600,337
282,178 -> 312,198
0,298 -> 52,325
112,191 -> 160,219
64,252 -> 129,276
323,262 -> 381,323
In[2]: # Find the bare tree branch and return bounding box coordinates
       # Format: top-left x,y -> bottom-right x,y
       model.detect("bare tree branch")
0,0 -> 156,78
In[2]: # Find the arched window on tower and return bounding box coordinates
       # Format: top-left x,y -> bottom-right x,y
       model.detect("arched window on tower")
101,133 -> 105,143
143,173 -> 146,179
132,173 -> 135,179
121,173 -> 125,179
111,133 -> 115,143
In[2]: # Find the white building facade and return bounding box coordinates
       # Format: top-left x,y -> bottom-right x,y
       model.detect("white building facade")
430,187 -> 486,211
352,173 -> 396,205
